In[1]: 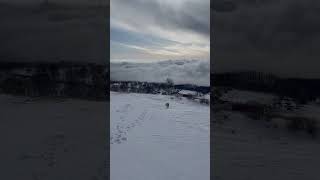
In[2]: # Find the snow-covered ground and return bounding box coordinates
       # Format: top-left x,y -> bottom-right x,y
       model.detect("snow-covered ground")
214,111 -> 320,180
110,92 -> 209,180
214,88 -> 320,180
0,94 -> 107,179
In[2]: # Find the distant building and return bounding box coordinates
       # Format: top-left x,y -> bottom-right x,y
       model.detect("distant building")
178,90 -> 198,99
199,94 -> 210,104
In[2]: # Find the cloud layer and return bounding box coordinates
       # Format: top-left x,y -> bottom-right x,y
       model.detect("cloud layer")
111,0 -> 210,61
212,0 -> 320,78
111,60 -> 210,86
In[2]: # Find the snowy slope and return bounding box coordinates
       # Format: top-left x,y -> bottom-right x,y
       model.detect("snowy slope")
110,92 -> 209,180
0,94 -> 107,179
213,88 -> 320,180
214,110 -> 320,180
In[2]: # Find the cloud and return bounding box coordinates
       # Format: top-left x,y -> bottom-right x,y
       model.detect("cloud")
212,0 -> 320,78
0,2 -> 108,63
0,0 -> 107,5
111,60 -> 210,86
211,0 -> 237,12
111,0 -> 209,38
110,0 -> 210,61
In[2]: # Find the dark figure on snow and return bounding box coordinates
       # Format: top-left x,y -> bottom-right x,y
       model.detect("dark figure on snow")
165,102 -> 169,109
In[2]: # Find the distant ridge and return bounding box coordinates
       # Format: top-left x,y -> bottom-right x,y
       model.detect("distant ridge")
0,61 -> 108,100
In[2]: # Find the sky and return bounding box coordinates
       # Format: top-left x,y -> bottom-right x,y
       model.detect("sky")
0,0 -> 107,4
110,0 -> 210,62
211,0 -> 320,78
0,0 -> 108,64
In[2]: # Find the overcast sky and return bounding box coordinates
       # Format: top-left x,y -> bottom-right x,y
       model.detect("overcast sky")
0,0 -> 106,5
212,0 -> 320,78
0,0 -> 108,64
110,0 -> 210,62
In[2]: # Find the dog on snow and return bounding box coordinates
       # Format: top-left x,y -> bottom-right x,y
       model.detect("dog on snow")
165,102 -> 169,109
